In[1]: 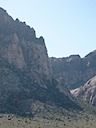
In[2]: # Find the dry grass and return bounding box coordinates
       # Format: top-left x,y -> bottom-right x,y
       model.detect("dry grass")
0,112 -> 96,128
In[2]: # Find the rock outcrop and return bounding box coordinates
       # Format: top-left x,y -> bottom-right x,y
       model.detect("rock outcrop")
50,50 -> 96,89
71,76 -> 96,106
0,7 -> 82,115
0,7 -> 51,88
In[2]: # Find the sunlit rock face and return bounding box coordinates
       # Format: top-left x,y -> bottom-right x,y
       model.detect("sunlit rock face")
71,75 -> 96,106
50,50 -> 96,89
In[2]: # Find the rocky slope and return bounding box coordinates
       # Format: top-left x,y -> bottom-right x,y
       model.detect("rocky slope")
0,7 -> 82,115
71,75 -> 96,106
50,50 -> 96,89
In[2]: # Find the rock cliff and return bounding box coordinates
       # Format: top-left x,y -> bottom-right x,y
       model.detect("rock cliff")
0,7 -> 51,88
50,50 -> 96,89
71,76 -> 96,106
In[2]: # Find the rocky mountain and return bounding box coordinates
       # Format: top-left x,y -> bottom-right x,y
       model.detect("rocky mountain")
0,7 -> 52,88
0,7 -> 82,115
50,50 -> 96,89
71,75 -> 96,106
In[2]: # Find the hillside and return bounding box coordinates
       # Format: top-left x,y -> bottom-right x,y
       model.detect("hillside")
0,7 -> 83,115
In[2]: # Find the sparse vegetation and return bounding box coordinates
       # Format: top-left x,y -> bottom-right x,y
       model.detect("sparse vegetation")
0,112 -> 96,128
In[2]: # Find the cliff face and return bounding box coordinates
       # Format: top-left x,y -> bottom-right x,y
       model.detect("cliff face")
82,50 -> 96,83
0,7 -> 51,88
71,76 -> 96,106
0,8 -> 82,115
50,51 -> 96,89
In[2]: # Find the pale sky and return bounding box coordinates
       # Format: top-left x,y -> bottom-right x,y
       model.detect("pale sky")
0,0 -> 96,58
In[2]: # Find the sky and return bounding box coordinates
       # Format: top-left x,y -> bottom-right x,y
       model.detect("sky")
0,0 -> 96,58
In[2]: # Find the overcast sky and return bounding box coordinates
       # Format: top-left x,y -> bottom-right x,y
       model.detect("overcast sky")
0,0 -> 96,58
